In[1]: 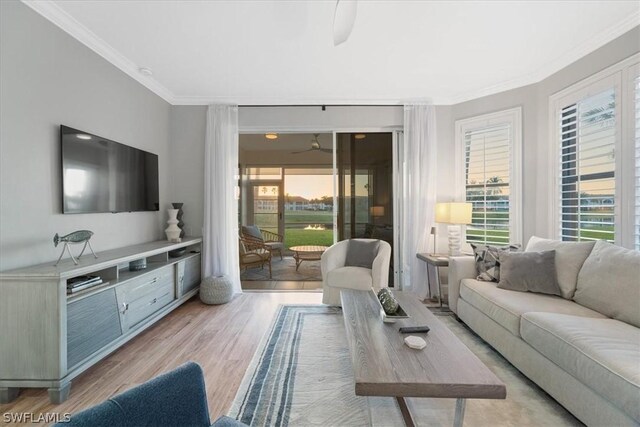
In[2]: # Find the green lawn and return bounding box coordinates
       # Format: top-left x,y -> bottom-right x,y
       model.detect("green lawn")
285,210 -> 333,224
284,229 -> 333,249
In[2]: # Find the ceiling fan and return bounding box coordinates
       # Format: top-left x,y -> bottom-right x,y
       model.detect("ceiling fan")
333,0 -> 357,46
291,134 -> 332,154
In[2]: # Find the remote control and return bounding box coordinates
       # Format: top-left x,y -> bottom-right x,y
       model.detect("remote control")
399,326 -> 430,334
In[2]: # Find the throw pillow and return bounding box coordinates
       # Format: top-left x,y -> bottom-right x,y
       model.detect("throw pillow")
525,236 -> 595,299
497,250 -> 561,296
345,239 -> 380,269
574,240 -> 640,328
242,225 -> 263,241
471,243 -> 521,282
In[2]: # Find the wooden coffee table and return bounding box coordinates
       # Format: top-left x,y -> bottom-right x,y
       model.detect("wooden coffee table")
289,245 -> 328,271
340,289 -> 506,427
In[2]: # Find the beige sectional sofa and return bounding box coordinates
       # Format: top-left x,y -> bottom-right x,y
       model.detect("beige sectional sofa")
448,237 -> 640,426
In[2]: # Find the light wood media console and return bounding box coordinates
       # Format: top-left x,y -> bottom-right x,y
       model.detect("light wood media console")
0,237 -> 202,404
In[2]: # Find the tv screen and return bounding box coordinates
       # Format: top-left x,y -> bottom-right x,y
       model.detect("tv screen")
61,125 -> 159,214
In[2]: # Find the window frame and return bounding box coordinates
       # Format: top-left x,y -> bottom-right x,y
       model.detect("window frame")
454,107 -> 523,247
548,53 -> 639,248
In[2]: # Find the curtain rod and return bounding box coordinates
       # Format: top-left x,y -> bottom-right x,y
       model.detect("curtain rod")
238,104 -> 401,108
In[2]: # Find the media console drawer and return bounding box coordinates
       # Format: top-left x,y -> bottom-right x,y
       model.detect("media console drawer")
116,266 -> 176,331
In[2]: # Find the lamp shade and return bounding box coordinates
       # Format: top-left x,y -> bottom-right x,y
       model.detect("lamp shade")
370,206 -> 385,217
435,202 -> 472,224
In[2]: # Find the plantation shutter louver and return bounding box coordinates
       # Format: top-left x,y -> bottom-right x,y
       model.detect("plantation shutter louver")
464,124 -> 511,245
559,88 -> 616,242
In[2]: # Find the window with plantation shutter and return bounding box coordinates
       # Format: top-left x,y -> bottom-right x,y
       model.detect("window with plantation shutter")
551,55 -> 640,249
456,108 -> 522,247
465,125 -> 511,245
558,88 -> 616,243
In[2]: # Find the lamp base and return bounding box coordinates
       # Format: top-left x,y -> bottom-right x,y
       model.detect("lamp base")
447,225 -> 462,256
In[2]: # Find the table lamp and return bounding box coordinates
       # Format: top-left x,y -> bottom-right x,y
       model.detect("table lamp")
435,202 -> 473,256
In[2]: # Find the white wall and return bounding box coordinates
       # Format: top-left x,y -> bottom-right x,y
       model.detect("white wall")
0,2 -> 172,270
437,26 -> 640,245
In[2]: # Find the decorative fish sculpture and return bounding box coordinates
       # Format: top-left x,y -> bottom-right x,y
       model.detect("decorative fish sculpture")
53,230 -> 97,266
54,230 -> 94,247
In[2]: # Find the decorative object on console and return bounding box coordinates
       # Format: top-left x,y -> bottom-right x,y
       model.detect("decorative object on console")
172,202 -> 185,239
200,275 -> 234,305
471,243 -> 521,282
168,248 -> 187,258
53,230 -> 98,266
435,202 -> 472,256
128,258 -> 147,271
165,209 -> 181,242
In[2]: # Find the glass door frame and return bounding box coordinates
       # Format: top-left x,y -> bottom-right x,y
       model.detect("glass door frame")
247,180 -> 285,238
239,127 -> 403,286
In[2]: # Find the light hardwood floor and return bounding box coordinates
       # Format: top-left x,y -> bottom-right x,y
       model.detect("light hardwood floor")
0,292 -> 322,426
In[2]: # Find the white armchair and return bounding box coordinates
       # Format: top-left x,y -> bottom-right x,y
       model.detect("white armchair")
321,239 -> 392,306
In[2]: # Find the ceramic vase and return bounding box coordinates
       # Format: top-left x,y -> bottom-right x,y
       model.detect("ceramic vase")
165,209 -> 182,243
172,202 -> 185,238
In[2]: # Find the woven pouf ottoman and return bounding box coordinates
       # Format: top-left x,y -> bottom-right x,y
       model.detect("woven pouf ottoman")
200,275 -> 233,305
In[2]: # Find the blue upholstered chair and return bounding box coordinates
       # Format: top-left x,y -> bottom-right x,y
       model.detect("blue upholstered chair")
55,362 -> 245,427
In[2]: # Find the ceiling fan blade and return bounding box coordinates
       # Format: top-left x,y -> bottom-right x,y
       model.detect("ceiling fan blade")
291,149 -> 314,154
333,0 -> 357,46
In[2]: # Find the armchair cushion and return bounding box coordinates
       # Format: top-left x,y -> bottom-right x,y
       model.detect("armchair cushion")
327,266 -> 374,290
345,239 -> 380,269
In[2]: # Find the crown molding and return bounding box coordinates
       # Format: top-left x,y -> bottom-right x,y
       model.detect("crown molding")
22,0 -> 177,104
443,12 -> 640,105
22,1 -> 639,107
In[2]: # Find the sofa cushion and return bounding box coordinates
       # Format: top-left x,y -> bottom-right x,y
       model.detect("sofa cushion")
521,312 -> 640,421
525,236 -> 595,299
497,250 -> 561,296
574,240 -> 640,327
471,243 -> 521,282
459,279 -> 606,336
327,266 -> 373,290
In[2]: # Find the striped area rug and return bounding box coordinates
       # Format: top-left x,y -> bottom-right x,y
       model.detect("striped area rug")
228,305 -> 580,427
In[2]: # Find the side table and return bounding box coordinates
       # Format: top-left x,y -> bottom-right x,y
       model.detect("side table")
416,253 -> 451,312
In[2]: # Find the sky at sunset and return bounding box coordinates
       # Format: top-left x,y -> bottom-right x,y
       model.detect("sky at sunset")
285,175 -> 333,200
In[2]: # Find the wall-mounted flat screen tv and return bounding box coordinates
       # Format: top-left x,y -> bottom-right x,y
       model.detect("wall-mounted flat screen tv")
61,125 -> 159,214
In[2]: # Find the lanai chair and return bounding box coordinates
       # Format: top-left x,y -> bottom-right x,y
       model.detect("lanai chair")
241,225 -> 284,260
239,236 -> 273,279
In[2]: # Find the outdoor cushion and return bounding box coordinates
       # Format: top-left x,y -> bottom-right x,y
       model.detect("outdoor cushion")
521,312 -> 640,421
459,279 -> 606,336
574,240 -> 640,328
326,266 -> 373,290
265,241 -> 284,250
525,236 -> 595,299
242,225 -> 264,240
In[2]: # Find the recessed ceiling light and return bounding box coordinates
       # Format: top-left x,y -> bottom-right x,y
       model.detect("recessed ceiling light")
76,134 -> 92,140
138,67 -> 153,76
265,133 -> 278,140
354,134 -> 366,140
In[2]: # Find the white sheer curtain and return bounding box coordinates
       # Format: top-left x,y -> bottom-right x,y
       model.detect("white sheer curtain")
202,105 -> 242,293
401,104 -> 438,300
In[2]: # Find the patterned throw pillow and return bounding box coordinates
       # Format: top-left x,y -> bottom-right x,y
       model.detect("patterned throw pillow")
471,243 -> 521,282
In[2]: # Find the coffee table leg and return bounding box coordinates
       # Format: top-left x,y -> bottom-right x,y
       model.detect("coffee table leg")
454,398 -> 466,427
395,397 -> 415,427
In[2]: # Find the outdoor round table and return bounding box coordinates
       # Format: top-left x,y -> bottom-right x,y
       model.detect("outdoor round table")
289,245 -> 328,271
